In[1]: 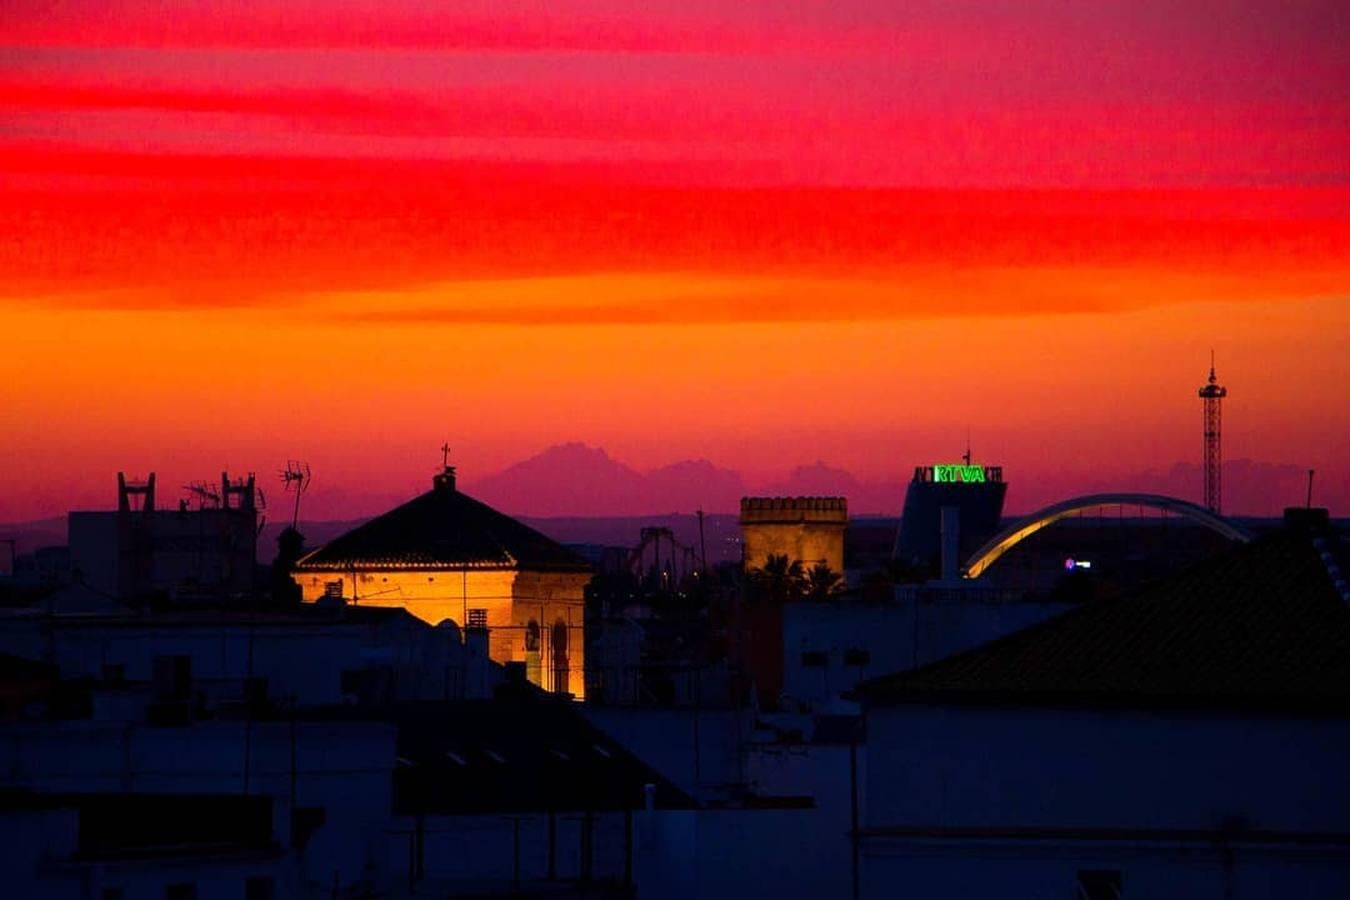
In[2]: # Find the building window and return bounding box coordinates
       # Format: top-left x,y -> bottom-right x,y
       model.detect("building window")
801,650 -> 828,668
1077,870 -> 1122,900
245,876 -> 276,900
164,884 -> 197,900
323,580 -> 343,599
467,608 -> 488,629
102,889 -> 124,900
844,648 -> 870,667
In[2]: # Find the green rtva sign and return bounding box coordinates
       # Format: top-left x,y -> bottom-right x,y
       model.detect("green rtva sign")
933,464 -> 987,483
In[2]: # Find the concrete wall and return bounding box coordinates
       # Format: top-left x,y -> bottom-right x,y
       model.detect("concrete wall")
36,623 -> 364,708
91,857 -> 294,900
860,841 -> 1350,900
0,611 -> 494,710
0,807 -> 83,900
583,713 -> 867,899
391,811 -> 632,891
0,719 -> 396,896
68,508 -> 256,601
861,704 -> 1350,899
583,707 -> 749,797
1,803 -> 296,900
635,807 -> 855,900
783,594 -> 1070,712
745,741 -> 864,898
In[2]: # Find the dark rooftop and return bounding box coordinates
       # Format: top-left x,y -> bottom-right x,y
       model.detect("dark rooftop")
296,475 -> 591,573
0,604 -> 412,628
293,696 -> 695,814
0,790 -> 278,861
856,526 -> 1350,714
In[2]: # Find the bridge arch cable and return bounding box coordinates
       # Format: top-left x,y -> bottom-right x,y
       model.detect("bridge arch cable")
963,493 -> 1252,580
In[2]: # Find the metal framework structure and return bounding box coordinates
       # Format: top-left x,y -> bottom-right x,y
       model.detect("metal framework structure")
962,492 -> 1251,579
628,526 -> 700,590
1198,355 -> 1228,513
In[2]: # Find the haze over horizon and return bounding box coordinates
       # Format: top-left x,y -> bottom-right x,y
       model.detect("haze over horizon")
2,440 -> 1340,525
3,1 -> 1347,522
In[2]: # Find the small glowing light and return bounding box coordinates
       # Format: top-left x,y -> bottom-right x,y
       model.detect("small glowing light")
1065,558 -> 1093,571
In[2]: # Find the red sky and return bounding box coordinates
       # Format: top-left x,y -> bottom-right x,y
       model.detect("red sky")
2,1 -> 1348,520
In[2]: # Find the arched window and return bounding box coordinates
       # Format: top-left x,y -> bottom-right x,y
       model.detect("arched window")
525,620 -> 541,652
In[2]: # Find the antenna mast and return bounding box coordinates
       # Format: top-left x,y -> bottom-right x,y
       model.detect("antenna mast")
280,461 -> 312,529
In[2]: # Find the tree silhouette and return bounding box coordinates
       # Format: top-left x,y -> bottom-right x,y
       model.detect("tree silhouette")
804,562 -> 844,600
747,553 -> 806,604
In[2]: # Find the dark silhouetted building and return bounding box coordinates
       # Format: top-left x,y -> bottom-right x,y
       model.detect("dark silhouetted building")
893,462 -> 1006,574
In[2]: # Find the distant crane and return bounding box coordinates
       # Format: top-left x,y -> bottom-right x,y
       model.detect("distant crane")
280,460 -> 312,530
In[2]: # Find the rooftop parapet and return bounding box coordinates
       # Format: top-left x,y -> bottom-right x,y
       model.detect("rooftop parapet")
739,496 -> 848,524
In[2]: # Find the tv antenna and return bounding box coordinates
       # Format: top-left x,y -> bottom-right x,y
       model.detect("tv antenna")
184,480 -> 221,510
280,460 -> 312,529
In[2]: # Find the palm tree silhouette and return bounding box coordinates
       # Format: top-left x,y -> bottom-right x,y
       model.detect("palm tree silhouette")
748,553 -> 806,604
804,562 -> 843,600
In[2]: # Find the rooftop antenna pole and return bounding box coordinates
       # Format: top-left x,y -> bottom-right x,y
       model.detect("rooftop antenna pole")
1307,469 -> 1316,509
280,461 -> 311,530
441,442 -> 452,469
963,428 -> 972,467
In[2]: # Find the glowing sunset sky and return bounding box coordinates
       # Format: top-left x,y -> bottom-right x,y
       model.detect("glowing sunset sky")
2,0 -> 1348,519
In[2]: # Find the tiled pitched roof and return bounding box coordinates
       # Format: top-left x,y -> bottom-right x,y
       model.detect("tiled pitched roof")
375,698 -> 696,813
295,484 -> 591,573
857,529 -> 1350,712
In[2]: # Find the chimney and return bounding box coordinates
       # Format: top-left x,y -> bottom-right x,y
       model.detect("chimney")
494,661 -> 530,700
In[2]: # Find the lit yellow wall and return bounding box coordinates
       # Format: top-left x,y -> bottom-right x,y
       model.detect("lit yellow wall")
297,567 -> 589,697
740,498 -> 848,574
741,523 -> 845,574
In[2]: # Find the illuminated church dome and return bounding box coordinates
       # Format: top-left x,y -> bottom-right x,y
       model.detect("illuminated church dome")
295,467 -> 590,573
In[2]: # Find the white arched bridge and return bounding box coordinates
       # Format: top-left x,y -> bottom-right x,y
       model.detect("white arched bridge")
963,493 -> 1253,579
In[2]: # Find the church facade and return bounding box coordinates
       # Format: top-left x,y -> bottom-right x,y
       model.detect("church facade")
293,466 -> 591,697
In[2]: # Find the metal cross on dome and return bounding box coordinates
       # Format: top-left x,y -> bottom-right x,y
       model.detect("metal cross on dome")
441,442 -> 452,468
